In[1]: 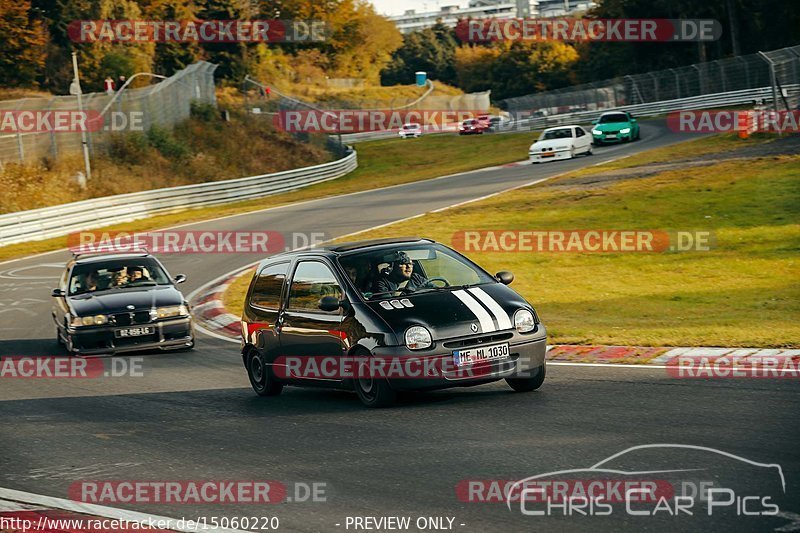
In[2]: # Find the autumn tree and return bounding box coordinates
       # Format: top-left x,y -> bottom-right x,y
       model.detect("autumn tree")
0,0 -> 48,86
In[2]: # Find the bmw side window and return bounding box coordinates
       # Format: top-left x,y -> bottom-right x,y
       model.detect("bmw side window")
288,261 -> 343,312
250,263 -> 289,310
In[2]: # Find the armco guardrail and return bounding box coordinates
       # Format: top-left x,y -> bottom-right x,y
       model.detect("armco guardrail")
0,150 -> 357,247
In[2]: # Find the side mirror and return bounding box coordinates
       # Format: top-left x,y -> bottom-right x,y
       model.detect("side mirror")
174,274 -> 187,284
495,271 -> 514,285
318,296 -> 342,312
631,117 -> 637,122
51,288 -> 65,297
591,119 -> 598,125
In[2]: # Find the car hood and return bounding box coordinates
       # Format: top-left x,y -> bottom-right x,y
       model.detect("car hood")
530,138 -> 572,151
67,285 -> 184,316
594,122 -> 631,131
365,283 -> 530,340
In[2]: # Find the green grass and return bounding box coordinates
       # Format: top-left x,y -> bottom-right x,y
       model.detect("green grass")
330,153 -> 800,348
0,132 -> 535,262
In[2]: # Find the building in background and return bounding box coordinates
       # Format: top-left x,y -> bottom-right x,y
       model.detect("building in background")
536,0 -> 596,17
389,1 -> 535,34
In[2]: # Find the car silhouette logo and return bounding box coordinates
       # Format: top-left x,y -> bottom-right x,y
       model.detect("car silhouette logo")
471,323 -> 479,333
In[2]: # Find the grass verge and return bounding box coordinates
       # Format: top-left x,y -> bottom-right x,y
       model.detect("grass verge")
331,152 -> 799,347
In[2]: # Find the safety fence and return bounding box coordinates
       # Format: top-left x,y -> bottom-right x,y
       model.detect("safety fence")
0,149 -> 356,247
0,62 -> 218,164
500,46 -> 800,116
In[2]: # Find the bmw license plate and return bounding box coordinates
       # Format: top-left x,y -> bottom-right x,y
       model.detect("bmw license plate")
606,134 -> 617,139
453,343 -> 510,366
115,326 -> 155,338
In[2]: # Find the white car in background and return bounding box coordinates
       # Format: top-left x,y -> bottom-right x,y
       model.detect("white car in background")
398,123 -> 422,138
529,125 -> 593,163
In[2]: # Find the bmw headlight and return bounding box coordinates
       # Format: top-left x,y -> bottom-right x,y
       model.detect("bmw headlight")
514,309 -> 536,333
405,325 -> 432,350
157,304 -> 189,319
592,129 -> 602,135
71,314 -> 109,327
620,127 -> 631,134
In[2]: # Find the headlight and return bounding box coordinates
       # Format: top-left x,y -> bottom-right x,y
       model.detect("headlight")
405,325 -> 432,350
592,129 -> 601,135
71,315 -> 109,327
157,304 -> 189,319
514,309 -> 536,333
620,127 -> 631,134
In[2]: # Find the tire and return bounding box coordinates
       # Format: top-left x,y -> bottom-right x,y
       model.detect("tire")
585,145 -> 593,155
506,363 -> 546,392
246,350 -> 283,397
352,352 -> 396,408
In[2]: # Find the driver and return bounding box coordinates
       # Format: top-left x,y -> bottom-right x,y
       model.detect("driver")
375,252 -> 431,293
126,266 -> 148,283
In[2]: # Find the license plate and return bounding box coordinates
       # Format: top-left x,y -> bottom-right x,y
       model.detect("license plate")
115,326 -> 155,338
453,342 -> 510,366
606,134 -> 617,139
541,152 -> 555,157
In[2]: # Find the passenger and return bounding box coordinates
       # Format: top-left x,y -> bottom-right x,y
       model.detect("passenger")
111,269 -> 129,287
83,271 -> 100,292
374,252 -> 430,294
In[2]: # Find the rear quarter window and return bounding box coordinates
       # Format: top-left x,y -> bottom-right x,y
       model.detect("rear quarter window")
249,262 -> 289,309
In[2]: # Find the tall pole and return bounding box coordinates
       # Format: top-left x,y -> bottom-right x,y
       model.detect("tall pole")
71,52 -> 92,181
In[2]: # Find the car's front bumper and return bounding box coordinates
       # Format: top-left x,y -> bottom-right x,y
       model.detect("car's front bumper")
529,149 -> 571,162
65,317 -> 193,355
371,326 -> 547,391
593,131 -> 631,143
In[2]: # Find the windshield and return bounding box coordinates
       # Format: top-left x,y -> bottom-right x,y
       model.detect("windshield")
338,243 -> 495,300
540,128 -> 574,140
69,257 -> 171,295
403,124 -> 418,130
599,113 -> 629,123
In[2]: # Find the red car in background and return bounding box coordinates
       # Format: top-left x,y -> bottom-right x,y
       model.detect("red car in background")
459,119 -> 485,135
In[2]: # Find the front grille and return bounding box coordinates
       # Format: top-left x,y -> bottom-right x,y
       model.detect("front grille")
605,130 -> 618,135
443,332 -> 513,349
112,311 -> 153,326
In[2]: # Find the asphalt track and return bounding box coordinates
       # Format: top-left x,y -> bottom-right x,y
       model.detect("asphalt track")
1,121 -> 798,532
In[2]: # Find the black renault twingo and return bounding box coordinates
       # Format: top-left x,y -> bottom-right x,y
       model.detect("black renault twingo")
240,237 -> 546,407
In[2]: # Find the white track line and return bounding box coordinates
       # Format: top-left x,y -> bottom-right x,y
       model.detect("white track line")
0,487 -> 245,533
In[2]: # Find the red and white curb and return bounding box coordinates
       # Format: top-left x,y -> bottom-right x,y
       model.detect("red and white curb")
0,487 -> 244,533
190,266 -> 254,341
190,275 -> 799,368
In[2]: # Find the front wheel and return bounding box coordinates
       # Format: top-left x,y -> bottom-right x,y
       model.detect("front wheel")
506,363 -> 546,392
247,350 -> 283,397
353,354 -> 396,408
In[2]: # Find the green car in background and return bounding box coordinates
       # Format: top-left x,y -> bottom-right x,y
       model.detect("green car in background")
591,111 -> 640,145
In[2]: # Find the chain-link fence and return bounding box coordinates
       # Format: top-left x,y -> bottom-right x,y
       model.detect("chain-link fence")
0,62 -> 218,164
500,46 -> 800,115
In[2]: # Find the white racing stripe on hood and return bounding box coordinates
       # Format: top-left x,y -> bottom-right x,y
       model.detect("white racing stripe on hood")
468,287 -> 512,330
452,290 -> 496,333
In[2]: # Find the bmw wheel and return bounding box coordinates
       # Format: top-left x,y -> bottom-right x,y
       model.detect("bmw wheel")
506,363 -> 546,392
247,350 -> 283,397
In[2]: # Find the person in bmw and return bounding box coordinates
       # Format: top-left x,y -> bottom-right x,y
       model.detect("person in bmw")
240,238 -> 546,407
52,251 -> 194,355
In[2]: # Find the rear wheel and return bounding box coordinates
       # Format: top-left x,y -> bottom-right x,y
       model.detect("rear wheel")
506,363 -> 546,392
247,350 -> 283,397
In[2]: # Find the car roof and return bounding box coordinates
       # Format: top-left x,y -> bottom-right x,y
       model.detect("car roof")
600,111 -> 629,117
543,125 -> 580,131
71,251 -> 152,265
256,237 -> 435,267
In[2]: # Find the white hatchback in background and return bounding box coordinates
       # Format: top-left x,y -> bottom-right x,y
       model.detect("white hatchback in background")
529,125 -> 593,163
399,123 -> 422,138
